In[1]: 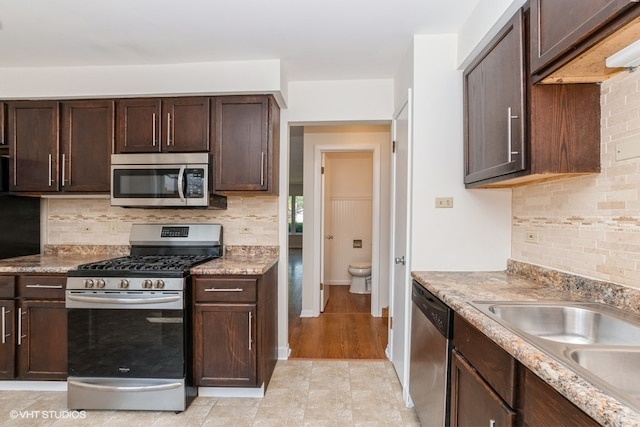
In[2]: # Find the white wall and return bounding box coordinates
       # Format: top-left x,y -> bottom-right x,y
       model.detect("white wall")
410,34 -> 511,271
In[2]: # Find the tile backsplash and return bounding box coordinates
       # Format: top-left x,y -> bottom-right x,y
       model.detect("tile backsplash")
44,196 -> 278,247
512,70 -> 640,288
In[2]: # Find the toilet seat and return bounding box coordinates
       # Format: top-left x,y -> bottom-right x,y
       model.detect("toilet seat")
349,262 -> 371,269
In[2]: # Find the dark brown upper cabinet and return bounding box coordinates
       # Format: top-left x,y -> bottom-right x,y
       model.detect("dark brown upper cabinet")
60,100 -> 114,192
8,100 -> 113,194
8,101 -> 60,193
115,97 -> 209,153
212,95 -> 280,195
464,8 -> 602,188
531,0 -> 640,83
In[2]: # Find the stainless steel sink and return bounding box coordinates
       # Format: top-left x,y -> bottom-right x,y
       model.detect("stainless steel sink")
475,301 -> 640,345
470,300 -> 640,412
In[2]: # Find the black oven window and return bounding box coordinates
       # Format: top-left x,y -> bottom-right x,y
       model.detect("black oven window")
68,308 -> 185,379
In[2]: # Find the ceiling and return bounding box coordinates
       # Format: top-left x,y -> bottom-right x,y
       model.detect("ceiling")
0,0 -> 480,82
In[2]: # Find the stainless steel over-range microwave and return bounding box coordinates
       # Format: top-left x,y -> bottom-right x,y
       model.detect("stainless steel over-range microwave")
111,153 -> 209,207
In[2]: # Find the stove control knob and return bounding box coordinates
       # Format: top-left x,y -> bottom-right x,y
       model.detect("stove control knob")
142,279 -> 154,289
155,280 -> 165,289
84,279 -> 94,288
96,279 -> 106,289
119,279 -> 129,289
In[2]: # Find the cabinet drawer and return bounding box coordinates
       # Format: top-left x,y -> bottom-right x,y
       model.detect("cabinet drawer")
17,276 -> 66,299
453,313 -> 517,408
194,278 -> 257,302
0,276 -> 15,298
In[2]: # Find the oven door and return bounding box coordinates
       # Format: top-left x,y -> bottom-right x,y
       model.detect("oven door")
66,290 -> 185,379
111,164 -> 208,207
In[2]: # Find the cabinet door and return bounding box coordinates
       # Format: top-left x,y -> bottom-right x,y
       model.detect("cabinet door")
194,303 -> 256,386
61,100 -> 114,192
8,101 -> 60,192
450,350 -> 516,427
213,96 -> 270,192
530,0 -> 638,76
464,10 -> 526,186
162,97 -> 210,152
0,300 -> 15,379
115,99 -> 162,153
16,299 -> 67,380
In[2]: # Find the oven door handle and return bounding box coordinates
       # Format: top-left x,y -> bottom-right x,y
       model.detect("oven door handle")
68,379 -> 183,392
67,294 -> 182,305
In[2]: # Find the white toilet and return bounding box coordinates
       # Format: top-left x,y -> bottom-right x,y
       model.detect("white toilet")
348,262 -> 372,294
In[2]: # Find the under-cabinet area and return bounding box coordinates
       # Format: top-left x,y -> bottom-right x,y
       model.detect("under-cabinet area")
411,268 -> 640,426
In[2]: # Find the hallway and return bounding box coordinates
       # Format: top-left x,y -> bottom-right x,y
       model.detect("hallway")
288,249 -> 388,359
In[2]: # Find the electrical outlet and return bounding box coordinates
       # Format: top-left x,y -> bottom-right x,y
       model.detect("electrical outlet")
525,231 -> 539,243
109,222 -> 118,235
240,226 -> 252,234
435,197 -> 453,208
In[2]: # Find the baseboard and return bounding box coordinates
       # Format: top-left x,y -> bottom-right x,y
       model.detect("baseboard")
198,384 -> 264,398
299,309 -> 315,317
0,381 -> 67,391
278,345 -> 291,360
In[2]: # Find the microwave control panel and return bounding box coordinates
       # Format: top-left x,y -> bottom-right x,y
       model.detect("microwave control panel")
185,168 -> 205,198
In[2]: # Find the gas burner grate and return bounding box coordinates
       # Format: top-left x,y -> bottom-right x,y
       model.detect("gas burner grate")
76,255 -> 215,272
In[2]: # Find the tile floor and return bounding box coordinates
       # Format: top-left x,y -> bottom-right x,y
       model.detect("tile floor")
0,360 -> 420,426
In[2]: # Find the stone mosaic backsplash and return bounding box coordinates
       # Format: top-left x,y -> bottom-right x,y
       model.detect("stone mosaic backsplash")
512,70 -> 640,289
44,196 -> 279,247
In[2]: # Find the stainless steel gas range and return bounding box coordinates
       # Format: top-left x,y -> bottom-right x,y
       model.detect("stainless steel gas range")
65,223 -> 222,412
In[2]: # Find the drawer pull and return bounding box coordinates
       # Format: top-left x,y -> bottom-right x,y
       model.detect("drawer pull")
26,284 -> 63,289
204,288 -> 244,292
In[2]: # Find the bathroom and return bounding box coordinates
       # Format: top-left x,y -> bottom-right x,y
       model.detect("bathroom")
323,151 -> 373,296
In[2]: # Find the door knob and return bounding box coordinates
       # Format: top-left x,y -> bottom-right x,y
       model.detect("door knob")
394,256 -> 405,265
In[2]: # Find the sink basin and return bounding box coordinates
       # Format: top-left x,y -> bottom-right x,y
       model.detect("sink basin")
471,301 -> 640,346
470,300 -> 640,412
569,348 -> 640,400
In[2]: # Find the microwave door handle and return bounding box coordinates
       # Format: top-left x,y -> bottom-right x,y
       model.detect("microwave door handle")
177,165 -> 186,203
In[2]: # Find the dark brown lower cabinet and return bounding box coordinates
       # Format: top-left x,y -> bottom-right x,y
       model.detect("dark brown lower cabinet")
16,299 -> 66,380
193,263 -> 278,389
0,299 -> 15,379
450,349 -> 516,427
194,303 -> 257,386
518,366 -> 599,427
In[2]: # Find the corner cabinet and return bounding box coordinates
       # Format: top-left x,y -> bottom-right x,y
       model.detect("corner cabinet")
212,95 -> 280,195
115,97 -> 210,153
464,7 -> 601,188
192,263 -> 277,389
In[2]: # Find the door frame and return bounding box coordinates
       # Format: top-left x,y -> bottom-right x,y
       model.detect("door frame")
311,143 -> 382,317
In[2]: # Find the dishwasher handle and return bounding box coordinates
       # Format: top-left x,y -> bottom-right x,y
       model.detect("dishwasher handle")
412,281 -> 452,338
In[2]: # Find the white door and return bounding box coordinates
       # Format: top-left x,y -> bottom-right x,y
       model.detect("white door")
389,90 -> 412,390
320,153 -> 330,311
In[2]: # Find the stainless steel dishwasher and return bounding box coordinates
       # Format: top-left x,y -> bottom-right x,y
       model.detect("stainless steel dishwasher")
409,280 -> 453,426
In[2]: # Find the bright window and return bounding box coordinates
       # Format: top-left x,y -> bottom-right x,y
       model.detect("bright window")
288,196 -> 303,234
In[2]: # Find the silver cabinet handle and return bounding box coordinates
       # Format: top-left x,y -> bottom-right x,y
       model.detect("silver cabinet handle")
507,107 -> 520,162
248,311 -> 253,350
489,419 -> 496,427
260,151 -> 265,186
152,112 -> 157,147
26,284 -> 63,289
61,154 -> 66,186
167,113 -> 172,146
48,154 -> 53,186
17,308 -> 25,346
204,288 -> 244,292
1,307 -> 8,344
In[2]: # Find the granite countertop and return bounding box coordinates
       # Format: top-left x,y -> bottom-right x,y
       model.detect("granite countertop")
0,245 -> 279,276
412,265 -> 640,427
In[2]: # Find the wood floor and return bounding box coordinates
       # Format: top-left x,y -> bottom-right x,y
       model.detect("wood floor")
288,249 -> 388,359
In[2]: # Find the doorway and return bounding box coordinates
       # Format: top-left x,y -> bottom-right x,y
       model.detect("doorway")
287,124 -> 391,359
